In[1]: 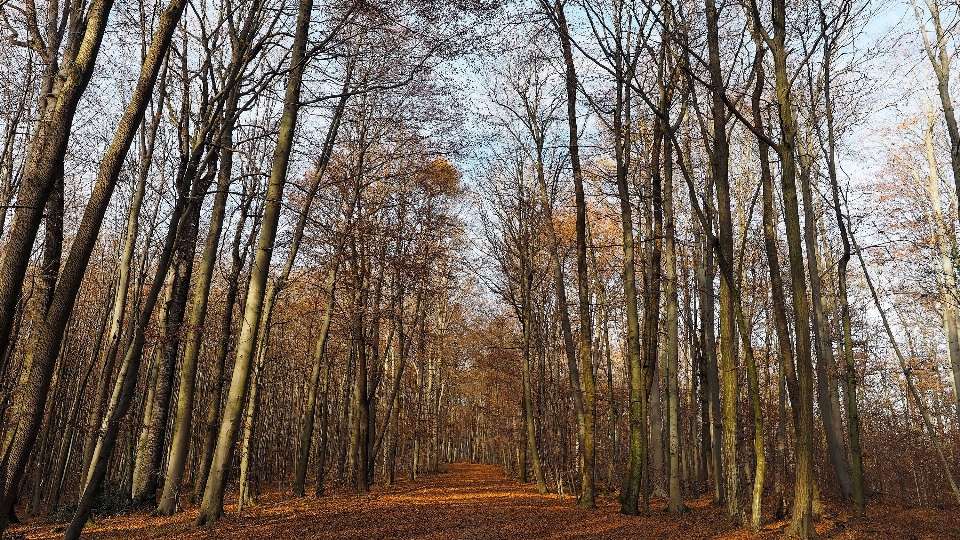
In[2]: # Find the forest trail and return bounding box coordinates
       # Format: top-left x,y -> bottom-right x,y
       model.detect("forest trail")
8,463 -> 959,539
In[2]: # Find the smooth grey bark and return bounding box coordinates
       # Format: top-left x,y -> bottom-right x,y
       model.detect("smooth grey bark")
821,24 -> 865,511
194,0 -> 313,524
798,147 -> 854,500
157,92 -> 240,515
191,180 -> 256,504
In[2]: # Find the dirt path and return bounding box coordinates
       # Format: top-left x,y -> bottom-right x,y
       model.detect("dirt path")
8,464 -> 959,539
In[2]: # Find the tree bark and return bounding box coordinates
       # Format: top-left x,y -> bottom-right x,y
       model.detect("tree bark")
0,2 -> 185,531
194,0 -> 312,524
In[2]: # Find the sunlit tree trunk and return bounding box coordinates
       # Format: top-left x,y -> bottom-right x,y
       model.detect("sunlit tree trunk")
767,0 -> 817,532
544,0 -> 597,508
194,0 -> 313,524
0,0 -> 113,386
192,180 -> 256,504
914,0 -> 960,234
705,0 -> 741,522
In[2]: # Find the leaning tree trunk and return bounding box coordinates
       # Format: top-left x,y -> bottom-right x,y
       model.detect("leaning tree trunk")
0,0 -> 114,389
194,0 -> 312,524
192,181 -> 255,504
850,227 -> 960,505
798,150 -> 854,500
64,157 -> 191,540
80,104 -> 159,490
289,82 -> 354,497
132,206 -> 200,502
157,90 -> 240,515
0,2 -> 185,532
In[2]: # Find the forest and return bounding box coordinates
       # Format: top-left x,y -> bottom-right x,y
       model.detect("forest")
0,0 -> 959,538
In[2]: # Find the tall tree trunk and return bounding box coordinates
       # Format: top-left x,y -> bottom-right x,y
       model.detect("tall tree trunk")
194,0 -> 312,524
663,121 -> 684,514
617,70 -> 648,519
822,36 -> 865,512
192,181 -> 255,504
65,152 -> 191,540
0,0 -> 113,381
522,22 -> 590,507
798,149 -> 853,500
768,0 -> 817,532
80,105 -> 159,490
133,206 -> 199,502
705,0 -> 741,522
0,2 -> 185,531
157,91 -> 239,514
291,83 -> 354,496
544,0 -> 597,508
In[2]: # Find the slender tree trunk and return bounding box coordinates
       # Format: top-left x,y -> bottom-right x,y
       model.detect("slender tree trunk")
294,264 -> 341,497
617,75 -> 648,519
544,0 -> 597,508
798,150 -> 853,500
65,153 -> 191,540
314,354 -> 334,496
80,108 -> 158,489
525,57 -> 589,512
192,182 -> 255,504
663,123 -> 684,514
291,82 -> 353,497
705,0 -> 741,522
157,91 -> 239,514
521,258 -> 548,495
194,1 -> 312,523
822,42 -> 865,512
238,339 -> 268,511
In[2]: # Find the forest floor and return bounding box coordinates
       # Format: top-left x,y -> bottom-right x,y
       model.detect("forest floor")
6,464 -> 959,539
